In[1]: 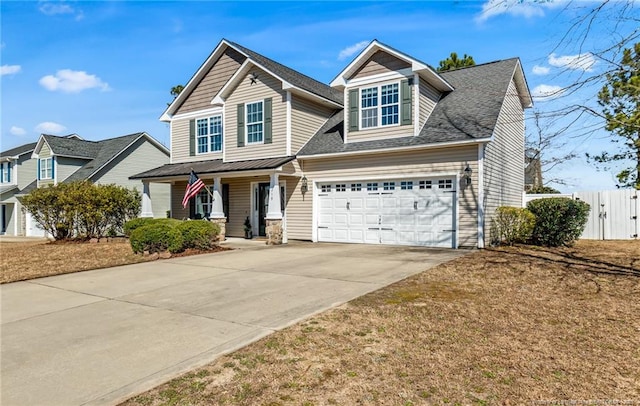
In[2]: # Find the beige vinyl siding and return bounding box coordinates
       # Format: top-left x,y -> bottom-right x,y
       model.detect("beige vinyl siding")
350,50 -> 410,80
171,118 -> 223,164
56,157 -> 88,182
419,77 -> 440,129
290,96 -> 335,154
91,138 -> 171,218
282,175 -> 312,240
302,146 -> 479,247
225,68 -> 287,161
171,182 -> 189,220
346,78 -> 415,143
175,47 -> 246,115
483,78 -> 525,244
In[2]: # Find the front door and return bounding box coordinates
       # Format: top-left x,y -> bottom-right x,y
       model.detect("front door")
258,183 -> 270,236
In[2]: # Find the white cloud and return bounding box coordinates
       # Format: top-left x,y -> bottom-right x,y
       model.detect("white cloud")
1,65 -> 21,76
35,122 -> 67,134
476,0 -> 561,22
532,65 -> 550,75
10,126 -> 27,136
548,53 -> 596,72
39,1 -> 84,20
39,69 -> 110,93
338,40 -> 369,61
531,84 -> 565,101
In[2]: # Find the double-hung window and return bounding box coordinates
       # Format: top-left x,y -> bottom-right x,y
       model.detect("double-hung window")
360,82 -> 399,129
246,101 -> 263,144
0,162 -> 11,184
39,158 -> 53,180
196,115 -> 222,154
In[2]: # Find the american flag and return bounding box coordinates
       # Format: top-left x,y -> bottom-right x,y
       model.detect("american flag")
181,170 -> 206,208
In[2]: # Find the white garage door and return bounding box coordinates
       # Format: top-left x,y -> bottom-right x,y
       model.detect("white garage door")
26,212 -> 46,237
317,178 -> 456,247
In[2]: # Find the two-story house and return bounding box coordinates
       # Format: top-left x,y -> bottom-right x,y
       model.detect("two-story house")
0,132 -> 171,236
132,39 -> 532,248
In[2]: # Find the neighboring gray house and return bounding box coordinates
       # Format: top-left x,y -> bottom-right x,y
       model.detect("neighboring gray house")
133,39 -> 532,248
0,132 -> 170,236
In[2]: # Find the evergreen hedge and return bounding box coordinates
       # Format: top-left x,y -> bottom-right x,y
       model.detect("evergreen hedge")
526,197 -> 590,247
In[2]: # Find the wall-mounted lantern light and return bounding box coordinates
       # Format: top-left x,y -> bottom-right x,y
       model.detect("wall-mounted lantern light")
463,165 -> 472,185
301,176 -> 308,195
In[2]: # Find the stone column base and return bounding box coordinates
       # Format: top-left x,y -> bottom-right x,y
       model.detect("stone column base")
209,217 -> 227,242
265,219 -> 283,245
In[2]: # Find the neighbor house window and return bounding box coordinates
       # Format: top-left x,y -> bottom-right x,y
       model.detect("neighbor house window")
0,162 -> 11,184
360,82 -> 399,129
39,158 -> 52,180
246,101 -> 263,144
196,115 -> 222,154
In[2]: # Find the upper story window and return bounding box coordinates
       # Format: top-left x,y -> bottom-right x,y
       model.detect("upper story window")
360,82 -> 399,129
39,157 -> 53,180
0,162 -> 12,184
246,101 -> 263,144
196,115 -> 222,154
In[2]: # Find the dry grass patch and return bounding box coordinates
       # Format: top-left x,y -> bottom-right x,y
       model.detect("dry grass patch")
123,240 -> 640,405
0,239 -> 150,283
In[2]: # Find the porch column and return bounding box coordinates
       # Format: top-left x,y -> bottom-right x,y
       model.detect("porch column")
141,181 -> 154,218
266,172 -> 283,245
208,176 -> 226,242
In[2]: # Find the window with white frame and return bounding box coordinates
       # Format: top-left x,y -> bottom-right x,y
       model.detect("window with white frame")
0,162 -> 11,184
360,82 -> 399,129
195,187 -> 212,219
196,115 -> 222,154
39,158 -> 52,180
246,101 -> 263,144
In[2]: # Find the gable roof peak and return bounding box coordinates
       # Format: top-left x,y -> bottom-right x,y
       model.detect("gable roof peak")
330,40 -> 453,92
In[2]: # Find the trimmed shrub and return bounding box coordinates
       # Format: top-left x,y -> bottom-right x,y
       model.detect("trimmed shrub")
177,220 -> 220,250
129,222 -> 184,254
526,197 -> 590,247
490,206 -> 536,245
123,217 -> 181,237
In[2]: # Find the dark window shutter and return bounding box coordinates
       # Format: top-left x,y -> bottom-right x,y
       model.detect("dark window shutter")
37,159 -> 41,180
264,98 -> 272,144
222,183 -> 229,222
51,157 -> 55,180
0,164 -> 4,182
237,104 -> 245,147
189,119 -> 196,156
348,89 -> 359,132
401,79 -> 412,126
189,196 -> 195,219
7,162 -> 10,182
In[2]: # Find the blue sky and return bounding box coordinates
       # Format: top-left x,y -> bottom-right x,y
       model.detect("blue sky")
1,1 -> 636,192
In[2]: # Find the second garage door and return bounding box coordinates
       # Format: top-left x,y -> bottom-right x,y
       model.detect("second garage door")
317,177 -> 456,248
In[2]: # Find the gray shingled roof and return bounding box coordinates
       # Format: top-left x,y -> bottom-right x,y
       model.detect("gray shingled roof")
43,134 -> 101,159
228,41 -> 343,106
0,142 -> 37,158
131,156 -> 296,179
62,133 -> 148,182
298,58 -> 520,156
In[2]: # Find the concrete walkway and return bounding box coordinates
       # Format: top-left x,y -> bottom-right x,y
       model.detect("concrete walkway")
1,241 -> 467,406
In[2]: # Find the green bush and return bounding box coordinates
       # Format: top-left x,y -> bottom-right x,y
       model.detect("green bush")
177,220 -> 220,250
129,222 -> 184,254
21,181 -> 140,240
490,206 -> 536,245
527,185 -> 561,194
123,217 -> 181,236
526,197 -> 590,247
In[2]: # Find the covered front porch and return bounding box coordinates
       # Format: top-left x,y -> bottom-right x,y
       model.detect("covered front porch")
131,156 -> 307,245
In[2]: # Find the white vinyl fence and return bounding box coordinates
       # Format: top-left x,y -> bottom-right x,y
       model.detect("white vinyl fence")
524,190 -> 639,240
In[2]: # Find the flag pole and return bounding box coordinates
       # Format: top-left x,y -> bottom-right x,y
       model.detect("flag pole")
191,168 -> 215,200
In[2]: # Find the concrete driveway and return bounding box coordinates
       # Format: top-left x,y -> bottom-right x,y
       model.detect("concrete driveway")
1,240 -> 467,406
